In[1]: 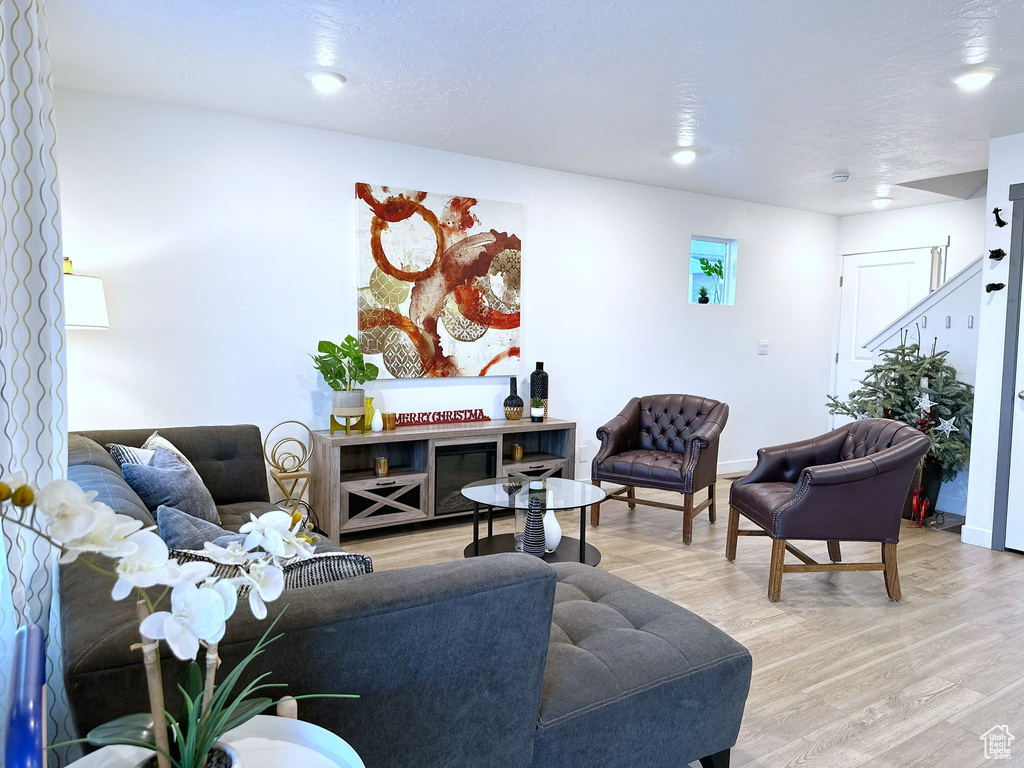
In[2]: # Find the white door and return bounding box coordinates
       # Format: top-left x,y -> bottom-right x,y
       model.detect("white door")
833,248 -> 935,423
1005,304 -> 1024,552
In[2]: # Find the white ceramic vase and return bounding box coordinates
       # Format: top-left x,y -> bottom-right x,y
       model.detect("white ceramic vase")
370,408 -> 384,433
543,509 -> 562,553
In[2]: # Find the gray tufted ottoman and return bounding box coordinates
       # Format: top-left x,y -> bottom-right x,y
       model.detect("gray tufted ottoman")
532,563 -> 751,768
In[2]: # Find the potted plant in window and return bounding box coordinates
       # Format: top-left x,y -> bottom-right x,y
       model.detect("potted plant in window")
697,285 -> 710,304
311,336 -> 379,410
698,257 -> 724,303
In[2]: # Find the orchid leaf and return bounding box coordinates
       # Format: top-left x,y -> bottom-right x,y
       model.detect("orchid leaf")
86,713 -> 156,747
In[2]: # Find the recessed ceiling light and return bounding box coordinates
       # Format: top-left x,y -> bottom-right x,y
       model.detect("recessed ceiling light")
672,148 -> 697,165
953,69 -> 996,92
832,173 -> 850,183
872,197 -> 894,209
306,71 -> 347,94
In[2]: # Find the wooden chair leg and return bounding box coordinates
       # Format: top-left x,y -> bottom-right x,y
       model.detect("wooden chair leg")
708,483 -> 717,523
590,479 -> 601,526
726,506 -> 739,561
682,493 -> 694,545
626,485 -> 636,510
882,542 -> 901,601
768,538 -> 786,602
827,540 -> 842,562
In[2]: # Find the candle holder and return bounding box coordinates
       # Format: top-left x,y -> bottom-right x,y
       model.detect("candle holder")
511,443 -> 524,462
374,457 -> 389,477
382,412 -> 397,430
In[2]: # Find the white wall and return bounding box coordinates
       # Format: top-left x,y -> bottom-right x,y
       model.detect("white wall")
56,88 -> 840,478
963,134 -> 1024,548
839,198 -> 986,276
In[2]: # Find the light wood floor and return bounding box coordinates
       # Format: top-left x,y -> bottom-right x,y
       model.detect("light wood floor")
342,478 -> 1024,768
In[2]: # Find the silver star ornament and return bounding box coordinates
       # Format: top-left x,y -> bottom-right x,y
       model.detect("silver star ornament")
936,417 -> 957,438
916,393 -> 935,413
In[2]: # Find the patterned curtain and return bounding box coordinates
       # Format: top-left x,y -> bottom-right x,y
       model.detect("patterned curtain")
0,0 -> 76,763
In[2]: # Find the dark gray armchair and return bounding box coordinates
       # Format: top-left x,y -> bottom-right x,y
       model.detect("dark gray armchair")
728,419 -> 931,601
591,394 -> 729,544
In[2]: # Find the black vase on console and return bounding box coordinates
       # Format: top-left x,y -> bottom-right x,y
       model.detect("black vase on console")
530,362 -> 549,419
503,377 -> 524,420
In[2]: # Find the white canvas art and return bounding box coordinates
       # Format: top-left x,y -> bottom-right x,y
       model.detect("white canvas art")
355,183 -> 523,378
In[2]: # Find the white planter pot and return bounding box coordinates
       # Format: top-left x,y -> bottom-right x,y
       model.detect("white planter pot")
333,389 -> 364,409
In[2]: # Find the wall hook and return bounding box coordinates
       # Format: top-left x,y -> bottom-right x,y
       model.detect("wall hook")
986,282 -> 1006,293
989,248 -> 1006,261
993,207 -> 1008,228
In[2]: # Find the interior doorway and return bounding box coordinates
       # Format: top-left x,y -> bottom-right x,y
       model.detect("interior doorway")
831,246 -> 939,426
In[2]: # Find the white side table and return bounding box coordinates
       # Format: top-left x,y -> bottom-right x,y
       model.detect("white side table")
67,715 -> 364,768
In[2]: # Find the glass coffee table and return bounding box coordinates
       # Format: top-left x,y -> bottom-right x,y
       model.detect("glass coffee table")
461,477 -> 607,566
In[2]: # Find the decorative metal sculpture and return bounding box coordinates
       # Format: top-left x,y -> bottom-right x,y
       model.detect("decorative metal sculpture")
993,207 -> 1008,228
986,282 -> 1006,293
989,248 -> 1006,261
263,421 -> 313,516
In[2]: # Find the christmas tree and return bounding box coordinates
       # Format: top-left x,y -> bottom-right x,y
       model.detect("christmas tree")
827,330 -> 973,481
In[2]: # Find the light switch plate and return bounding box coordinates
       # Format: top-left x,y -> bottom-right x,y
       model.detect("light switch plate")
758,340 -> 769,355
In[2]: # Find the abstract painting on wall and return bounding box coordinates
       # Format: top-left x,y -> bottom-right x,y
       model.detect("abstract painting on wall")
355,183 -> 522,378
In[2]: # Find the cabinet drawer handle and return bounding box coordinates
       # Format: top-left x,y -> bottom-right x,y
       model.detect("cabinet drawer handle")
529,464 -> 544,469
376,480 -> 397,486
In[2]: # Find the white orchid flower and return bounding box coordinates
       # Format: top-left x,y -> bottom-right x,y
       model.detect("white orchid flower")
202,539 -> 255,565
58,503 -> 142,563
205,580 -> 238,643
239,510 -> 314,561
0,470 -> 28,490
112,531 -> 214,600
237,560 -> 284,620
35,479 -> 99,542
139,582 -> 228,661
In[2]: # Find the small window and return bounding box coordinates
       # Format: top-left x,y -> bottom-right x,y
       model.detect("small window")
689,236 -> 737,305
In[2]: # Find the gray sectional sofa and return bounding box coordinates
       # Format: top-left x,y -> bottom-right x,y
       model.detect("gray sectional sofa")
62,425 -> 751,768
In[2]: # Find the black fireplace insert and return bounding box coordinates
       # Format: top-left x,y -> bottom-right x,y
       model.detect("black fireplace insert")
434,442 -> 497,516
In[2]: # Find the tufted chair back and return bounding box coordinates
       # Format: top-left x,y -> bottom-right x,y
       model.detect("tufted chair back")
637,394 -> 724,454
839,419 -> 924,462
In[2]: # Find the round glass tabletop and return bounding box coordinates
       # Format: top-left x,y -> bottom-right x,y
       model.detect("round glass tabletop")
461,477 -> 607,510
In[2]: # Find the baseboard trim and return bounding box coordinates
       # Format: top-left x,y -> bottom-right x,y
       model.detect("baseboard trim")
718,458 -> 756,475
960,525 -> 992,549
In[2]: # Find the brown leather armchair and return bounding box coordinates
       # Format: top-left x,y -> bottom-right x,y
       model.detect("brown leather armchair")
591,394 -> 729,544
728,419 -> 931,601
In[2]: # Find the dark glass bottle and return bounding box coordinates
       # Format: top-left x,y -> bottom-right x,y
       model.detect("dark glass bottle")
530,362 -> 548,400
503,377 -> 524,420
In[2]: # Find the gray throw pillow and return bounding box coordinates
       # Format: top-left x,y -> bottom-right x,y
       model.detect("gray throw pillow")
106,443 -> 156,467
122,448 -> 219,523
156,505 -> 245,550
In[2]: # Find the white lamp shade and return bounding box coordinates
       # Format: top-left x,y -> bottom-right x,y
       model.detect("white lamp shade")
64,273 -> 109,329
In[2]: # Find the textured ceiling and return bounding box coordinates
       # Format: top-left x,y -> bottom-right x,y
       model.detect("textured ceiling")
47,0 -> 1024,215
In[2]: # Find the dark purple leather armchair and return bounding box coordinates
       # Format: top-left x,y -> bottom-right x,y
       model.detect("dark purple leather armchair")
591,394 -> 729,544
728,419 -> 931,601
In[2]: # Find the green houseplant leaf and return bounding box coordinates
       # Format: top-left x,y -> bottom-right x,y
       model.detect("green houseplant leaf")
311,335 -> 379,391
